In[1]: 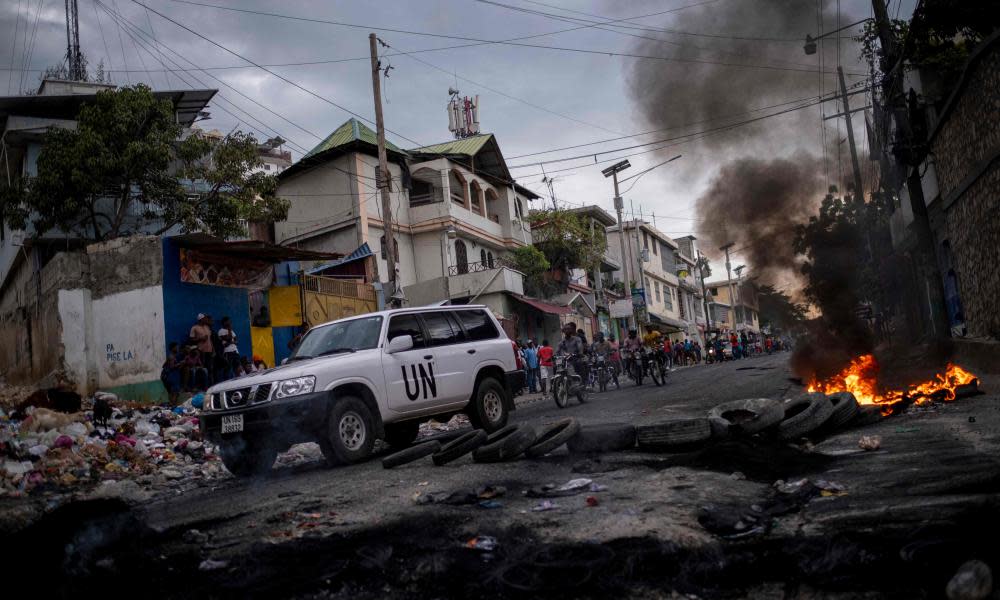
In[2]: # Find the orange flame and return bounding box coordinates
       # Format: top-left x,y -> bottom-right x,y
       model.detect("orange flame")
807,354 -> 978,416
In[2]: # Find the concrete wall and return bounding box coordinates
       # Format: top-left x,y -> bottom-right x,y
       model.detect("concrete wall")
931,39 -> 1000,339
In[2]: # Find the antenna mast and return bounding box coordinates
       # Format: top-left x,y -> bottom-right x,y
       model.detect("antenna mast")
446,87 -> 481,139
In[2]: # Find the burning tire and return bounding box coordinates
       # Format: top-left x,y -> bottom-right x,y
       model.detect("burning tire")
432,429 -> 488,465
566,423 -> 637,453
777,393 -> 835,440
382,440 -> 442,469
825,392 -> 860,429
473,424 -> 537,462
636,418 -> 712,451
707,398 -> 783,436
524,418 -> 581,458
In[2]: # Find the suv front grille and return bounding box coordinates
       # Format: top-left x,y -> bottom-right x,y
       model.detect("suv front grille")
221,383 -> 273,409
253,383 -> 273,404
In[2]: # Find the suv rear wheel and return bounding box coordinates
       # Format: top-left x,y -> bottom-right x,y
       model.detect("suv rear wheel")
220,438 -> 277,477
320,396 -> 375,465
467,377 -> 509,433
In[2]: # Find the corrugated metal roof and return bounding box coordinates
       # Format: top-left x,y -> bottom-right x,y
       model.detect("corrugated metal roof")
410,134 -> 494,156
303,118 -> 404,160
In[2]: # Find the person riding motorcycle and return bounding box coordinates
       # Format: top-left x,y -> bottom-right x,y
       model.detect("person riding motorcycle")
590,331 -> 618,387
622,329 -> 642,376
556,322 -> 588,383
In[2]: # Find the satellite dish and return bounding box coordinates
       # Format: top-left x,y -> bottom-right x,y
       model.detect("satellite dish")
448,87 -> 460,96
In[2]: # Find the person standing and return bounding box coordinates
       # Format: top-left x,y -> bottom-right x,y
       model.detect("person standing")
537,339 -> 554,397
189,313 -> 215,384
608,334 -> 623,380
523,340 -> 539,394
218,316 -> 241,381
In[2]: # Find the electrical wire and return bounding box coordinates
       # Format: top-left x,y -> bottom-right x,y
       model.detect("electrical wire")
157,0 -> 867,76
134,0 -> 428,148
93,0 -> 117,83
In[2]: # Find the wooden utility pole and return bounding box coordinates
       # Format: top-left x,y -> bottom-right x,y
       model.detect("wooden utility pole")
837,66 -> 865,206
369,33 -> 397,304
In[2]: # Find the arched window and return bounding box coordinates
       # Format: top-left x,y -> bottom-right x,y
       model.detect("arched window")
449,169 -> 469,209
487,251 -> 494,269
470,180 -> 483,214
480,248 -> 487,266
379,234 -> 399,262
455,239 -> 468,274
484,188 -> 500,223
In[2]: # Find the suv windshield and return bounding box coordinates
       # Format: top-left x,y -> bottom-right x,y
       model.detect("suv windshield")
289,316 -> 383,360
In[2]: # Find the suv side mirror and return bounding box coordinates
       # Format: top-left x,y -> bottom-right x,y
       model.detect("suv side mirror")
386,334 -> 414,354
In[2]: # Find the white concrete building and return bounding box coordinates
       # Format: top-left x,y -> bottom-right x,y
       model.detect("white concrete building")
606,220 -> 705,343
274,119 -> 539,320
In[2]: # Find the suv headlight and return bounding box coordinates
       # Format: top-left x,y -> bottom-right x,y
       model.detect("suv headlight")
274,376 -> 316,399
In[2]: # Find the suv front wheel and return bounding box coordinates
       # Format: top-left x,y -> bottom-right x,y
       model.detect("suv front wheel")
320,395 -> 375,465
467,377 -> 509,433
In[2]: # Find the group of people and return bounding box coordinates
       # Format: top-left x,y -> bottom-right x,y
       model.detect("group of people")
159,313 -> 269,403
706,331 -> 790,362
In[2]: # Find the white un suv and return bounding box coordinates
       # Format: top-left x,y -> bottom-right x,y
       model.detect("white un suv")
200,306 -> 526,476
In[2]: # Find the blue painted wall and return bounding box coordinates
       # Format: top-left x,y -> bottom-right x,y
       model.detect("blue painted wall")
272,326 -> 298,365
161,238 -> 252,358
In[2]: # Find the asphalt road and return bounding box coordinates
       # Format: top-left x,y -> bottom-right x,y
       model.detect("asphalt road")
16,352 -> 1000,598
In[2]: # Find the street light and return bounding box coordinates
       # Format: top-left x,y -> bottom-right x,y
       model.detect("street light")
603,160 -> 634,330
803,18 -> 871,55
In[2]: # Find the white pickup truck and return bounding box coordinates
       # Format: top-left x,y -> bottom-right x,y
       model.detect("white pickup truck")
200,305 -> 526,476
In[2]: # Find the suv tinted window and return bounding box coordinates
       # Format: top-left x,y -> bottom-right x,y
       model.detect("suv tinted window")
456,309 -> 499,341
387,314 -> 425,347
422,312 -> 466,347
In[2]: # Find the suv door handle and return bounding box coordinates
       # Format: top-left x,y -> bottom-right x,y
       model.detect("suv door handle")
423,355 -> 433,360
466,349 -> 476,354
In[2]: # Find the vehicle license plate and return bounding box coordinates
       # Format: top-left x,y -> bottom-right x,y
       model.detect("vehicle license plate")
221,414 -> 244,434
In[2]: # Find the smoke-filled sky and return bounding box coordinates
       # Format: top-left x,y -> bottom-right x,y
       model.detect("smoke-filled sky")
0,0 -> 917,282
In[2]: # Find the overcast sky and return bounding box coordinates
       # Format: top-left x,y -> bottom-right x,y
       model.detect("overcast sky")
1,0 -> 918,276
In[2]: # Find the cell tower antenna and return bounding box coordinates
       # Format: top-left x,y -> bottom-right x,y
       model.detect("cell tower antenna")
65,0 -> 85,81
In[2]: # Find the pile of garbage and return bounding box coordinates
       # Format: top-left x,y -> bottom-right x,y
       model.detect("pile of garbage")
0,390 -> 226,499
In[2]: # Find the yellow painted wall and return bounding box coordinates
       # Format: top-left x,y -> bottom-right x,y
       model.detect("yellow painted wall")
250,326 -> 275,368
269,286 -> 303,327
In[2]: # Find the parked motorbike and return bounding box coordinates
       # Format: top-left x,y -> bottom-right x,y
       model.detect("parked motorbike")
551,354 -> 587,408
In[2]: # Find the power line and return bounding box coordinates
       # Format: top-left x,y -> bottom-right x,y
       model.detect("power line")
133,0 -> 427,147
93,0 -> 116,83
159,0 -> 867,76
508,88 -> 865,169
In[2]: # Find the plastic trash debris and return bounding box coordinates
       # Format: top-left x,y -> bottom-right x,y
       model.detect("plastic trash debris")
478,500 -> 504,509
191,393 -> 205,410
531,500 -> 559,512
527,478 -> 594,498
588,482 -> 608,492
198,559 -> 229,571
53,435 -> 74,449
465,535 -> 499,552
585,496 -> 599,507
858,435 -> 882,451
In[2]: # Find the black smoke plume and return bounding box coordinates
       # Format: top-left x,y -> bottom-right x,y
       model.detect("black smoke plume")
694,153 -> 826,288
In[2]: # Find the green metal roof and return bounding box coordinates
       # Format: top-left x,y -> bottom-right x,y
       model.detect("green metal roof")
409,134 -> 494,156
302,118 -> 404,160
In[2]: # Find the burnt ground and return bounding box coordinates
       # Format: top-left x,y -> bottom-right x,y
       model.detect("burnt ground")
5,352 -> 1000,599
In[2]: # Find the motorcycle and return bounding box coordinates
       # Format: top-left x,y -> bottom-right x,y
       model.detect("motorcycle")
593,353 -> 619,392
642,347 -> 666,387
551,354 -> 587,408
624,349 -> 643,385
706,346 -> 717,364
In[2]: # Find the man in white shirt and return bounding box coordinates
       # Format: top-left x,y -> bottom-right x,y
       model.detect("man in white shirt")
218,316 -> 240,380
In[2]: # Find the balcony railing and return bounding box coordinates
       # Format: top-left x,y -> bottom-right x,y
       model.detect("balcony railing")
448,257 -> 514,276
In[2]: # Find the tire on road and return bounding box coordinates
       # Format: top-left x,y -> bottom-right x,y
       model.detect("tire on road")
466,377 -> 509,432
321,395 -> 376,465
432,429 -> 488,465
382,440 -> 441,469
708,416 -> 731,440
777,393 -> 835,440
220,438 -> 277,477
484,424 -> 520,445
566,423 -> 637,454
636,418 -> 712,451
825,392 -> 860,429
707,398 -> 784,436
473,424 -> 537,463
383,420 -> 420,449
524,418 -> 581,458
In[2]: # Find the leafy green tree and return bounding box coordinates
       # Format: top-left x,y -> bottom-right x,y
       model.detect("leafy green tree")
511,244 -> 550,297
3,85 -> 288,242
527,209 -> 608,274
